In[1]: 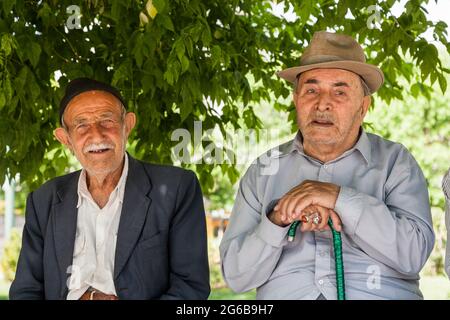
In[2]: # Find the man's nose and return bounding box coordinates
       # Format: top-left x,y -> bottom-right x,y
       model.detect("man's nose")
87,122 -> 106,139
316,92 -> 332,111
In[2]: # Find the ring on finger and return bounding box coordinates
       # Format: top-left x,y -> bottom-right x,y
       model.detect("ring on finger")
311,213 -> 321,225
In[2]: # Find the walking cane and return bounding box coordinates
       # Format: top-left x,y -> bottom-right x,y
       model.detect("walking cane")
287,218 -> 346,300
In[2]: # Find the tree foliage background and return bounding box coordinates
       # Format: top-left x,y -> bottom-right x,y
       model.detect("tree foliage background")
0,0 -> 449,193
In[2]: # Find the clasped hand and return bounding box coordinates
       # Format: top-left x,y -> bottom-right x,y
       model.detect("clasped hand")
268,180 -> 342,232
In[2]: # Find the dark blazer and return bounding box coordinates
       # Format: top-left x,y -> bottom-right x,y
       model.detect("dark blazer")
9,155 -> 210,300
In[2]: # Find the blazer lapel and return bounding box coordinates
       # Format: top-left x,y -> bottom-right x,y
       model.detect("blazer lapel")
114,156 -> 152,279
52,172 -> 80,299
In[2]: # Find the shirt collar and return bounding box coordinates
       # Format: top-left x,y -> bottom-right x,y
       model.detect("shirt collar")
277,127 -> 371,165
352,129 -> 372,164
76,153 -> 129,208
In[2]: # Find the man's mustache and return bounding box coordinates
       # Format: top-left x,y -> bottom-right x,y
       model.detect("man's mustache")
309,113 -> 335,124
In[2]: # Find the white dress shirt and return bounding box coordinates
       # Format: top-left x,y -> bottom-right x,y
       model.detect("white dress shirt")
67,154 -> 129,300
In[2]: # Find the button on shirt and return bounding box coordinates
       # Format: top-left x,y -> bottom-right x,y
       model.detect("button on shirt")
220,130 -> 435,300
67,154 -> 129,300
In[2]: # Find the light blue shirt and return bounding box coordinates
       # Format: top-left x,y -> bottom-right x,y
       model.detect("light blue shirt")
220,130 -> 434,299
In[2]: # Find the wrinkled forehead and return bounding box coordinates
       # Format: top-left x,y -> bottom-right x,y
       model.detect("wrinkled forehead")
298,68 -> 361,85
64,90 -> 124,120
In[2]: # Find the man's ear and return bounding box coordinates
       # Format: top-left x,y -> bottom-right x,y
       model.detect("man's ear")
54,128 -> 72,149
293,91 -> 299,108
124,112 -> 136,137
360,95 -> 371,118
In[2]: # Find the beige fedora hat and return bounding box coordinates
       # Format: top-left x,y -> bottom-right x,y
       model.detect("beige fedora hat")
277,31 -> 384,93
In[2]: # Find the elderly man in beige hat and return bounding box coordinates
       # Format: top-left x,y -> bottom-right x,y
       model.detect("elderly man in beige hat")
220,31 -> 434,299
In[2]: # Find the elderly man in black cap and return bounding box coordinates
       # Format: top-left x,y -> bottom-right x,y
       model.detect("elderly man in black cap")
220,31 -> 434,299
10,78 -> 210,300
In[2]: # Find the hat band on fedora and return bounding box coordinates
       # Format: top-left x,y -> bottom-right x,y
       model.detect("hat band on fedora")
301,55 -> 345,66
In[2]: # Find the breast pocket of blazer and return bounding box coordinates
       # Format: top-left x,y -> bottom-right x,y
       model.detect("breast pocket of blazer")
138,231 -> 166,250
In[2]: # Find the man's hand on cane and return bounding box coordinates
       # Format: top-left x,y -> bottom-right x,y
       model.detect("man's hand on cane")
268,180 -> 343,232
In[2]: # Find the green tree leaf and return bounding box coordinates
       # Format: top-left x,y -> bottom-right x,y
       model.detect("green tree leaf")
159,14 -> 174,32
28,42 -> 41,68
0,91 -> 6,110
438,72 -> 447,94
2,0 -> 15,14
0,0 -> 448,197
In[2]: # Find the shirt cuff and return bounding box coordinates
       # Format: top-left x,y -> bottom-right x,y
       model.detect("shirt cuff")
265,198 -> 280,215
334,186 -> 364,235
255,199 -> 290,247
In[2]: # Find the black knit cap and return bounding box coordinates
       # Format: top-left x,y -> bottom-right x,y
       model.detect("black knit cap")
59,77 -> 127,125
